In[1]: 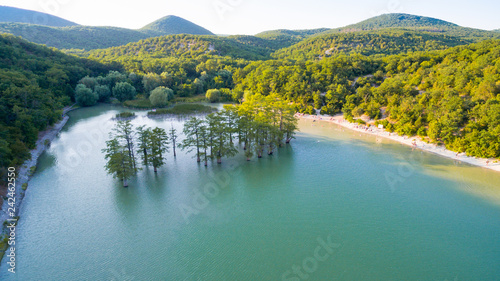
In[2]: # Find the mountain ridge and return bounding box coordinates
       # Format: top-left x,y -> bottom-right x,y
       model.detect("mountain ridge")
0,12 -> 214,50
140,15 -> 213,36
0,6 -> 78,27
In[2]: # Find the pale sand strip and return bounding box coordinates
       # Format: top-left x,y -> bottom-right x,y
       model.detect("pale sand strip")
296,113 -> 500,173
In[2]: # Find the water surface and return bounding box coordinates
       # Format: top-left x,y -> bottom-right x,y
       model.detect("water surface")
2,105 -> 500,280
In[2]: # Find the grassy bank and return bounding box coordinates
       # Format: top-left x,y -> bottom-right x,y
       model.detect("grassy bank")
147,104 -> 217,116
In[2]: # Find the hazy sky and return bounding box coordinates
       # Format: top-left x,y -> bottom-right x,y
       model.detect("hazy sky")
1,0 -> 499,34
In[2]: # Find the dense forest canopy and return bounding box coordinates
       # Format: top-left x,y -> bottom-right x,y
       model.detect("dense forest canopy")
0,34 -> 113,174
327,13 -> 500,42
271,29 -> 472,60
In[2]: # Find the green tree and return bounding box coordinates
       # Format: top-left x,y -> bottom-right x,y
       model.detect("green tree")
136,125 -> 152,166
169,125 -> 178,157
206,112 -> 238,164
75,84 -> 98,107
102,138 -> 135,187
142,73 -> 162,95
112,120 -> 138,171
149,127 -> 169,172
113,82 -> 136,102
206,89 -> 221,103
181,117 -> 203,162
149,86 -> 174,107
94,84 -> 111,102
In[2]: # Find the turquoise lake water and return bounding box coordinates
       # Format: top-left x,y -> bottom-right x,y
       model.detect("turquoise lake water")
1,104 -> 500,280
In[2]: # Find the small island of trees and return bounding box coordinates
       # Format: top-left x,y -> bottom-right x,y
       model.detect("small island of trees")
102,94 -> 298,186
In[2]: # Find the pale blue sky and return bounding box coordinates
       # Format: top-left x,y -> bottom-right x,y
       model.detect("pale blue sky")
1,0 -> 499,34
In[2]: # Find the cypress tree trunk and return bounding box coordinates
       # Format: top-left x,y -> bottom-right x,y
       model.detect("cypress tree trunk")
123,179 -> 128,187
143,148 -> 148,165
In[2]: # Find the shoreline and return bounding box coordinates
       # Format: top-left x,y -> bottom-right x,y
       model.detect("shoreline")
0,106 -> 75,263
297,113 -> 500,173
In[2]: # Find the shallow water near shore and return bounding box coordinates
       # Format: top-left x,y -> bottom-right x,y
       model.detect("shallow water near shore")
2,105 -> 500,280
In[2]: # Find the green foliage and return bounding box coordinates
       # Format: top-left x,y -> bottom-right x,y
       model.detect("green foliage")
272,29 -> 471,60
149,87 -> 174,107
345,40 -> 500,159
75,84 -> 98,106
102,120 -> 139,186
86,34 -> 275,62
0,34 -> 111,173
94,85 -> 111,102
255,28 -> 330,49
206,89 -> 221,103
115,112 -> 136,119
113,82 -> 136,102
332,13 -> 500,42
147,104 -> 217,116
102,138 -> 136,187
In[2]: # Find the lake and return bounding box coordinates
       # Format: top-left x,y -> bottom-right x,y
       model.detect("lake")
2,104 -> 500,280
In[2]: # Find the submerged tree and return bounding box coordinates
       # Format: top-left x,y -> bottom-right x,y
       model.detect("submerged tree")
136,125 -> 152,166
149,127 -> 169,172
169,125 -> 178,157
206,111 -> 238,164
113,120 -> 137,171
181,117 -> 203,162
102,138 -> 135,187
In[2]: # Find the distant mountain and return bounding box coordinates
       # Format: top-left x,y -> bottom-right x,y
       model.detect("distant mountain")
0,6 -> 78,27
140,15 -> 213,36
327,13 -> 500,41
0,14 -> 214,50
0,23 -> 151,50
341,13 -> 457,30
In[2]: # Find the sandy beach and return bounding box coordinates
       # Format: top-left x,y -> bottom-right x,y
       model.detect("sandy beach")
297,113 -> 500,173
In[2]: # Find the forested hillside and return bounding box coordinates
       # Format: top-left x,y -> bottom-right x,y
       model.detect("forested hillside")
0,34 -> 113,173
2,11 -> 499,168
272,29 -> 471,60
328,13 -> 500,41
255,28 -> 330,49
236,40 -> 500,158
0,15 -> 214,50
0,23 -> 152,50
86,34 -> 280,62
140,15 -> 214,36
